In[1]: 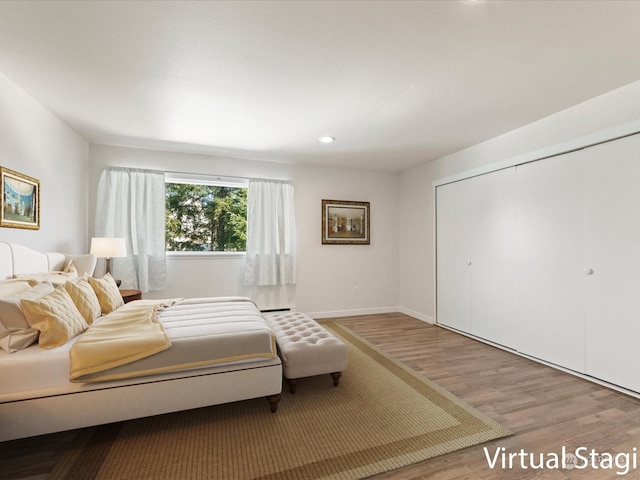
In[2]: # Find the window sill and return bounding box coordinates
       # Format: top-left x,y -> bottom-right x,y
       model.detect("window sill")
166,251 -> 246,259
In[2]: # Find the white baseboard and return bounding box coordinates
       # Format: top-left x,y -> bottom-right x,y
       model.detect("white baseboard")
307,306 -> 399,320
307,305 -> 434,323
397,306 -> 434,324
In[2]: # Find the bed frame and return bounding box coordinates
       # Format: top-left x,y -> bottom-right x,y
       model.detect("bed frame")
0,242 -> 282,442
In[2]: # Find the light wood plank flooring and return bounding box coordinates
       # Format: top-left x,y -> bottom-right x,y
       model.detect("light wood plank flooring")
1,313 -> 639,480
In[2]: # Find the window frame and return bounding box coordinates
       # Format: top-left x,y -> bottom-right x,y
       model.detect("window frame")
164,172 -> 249,257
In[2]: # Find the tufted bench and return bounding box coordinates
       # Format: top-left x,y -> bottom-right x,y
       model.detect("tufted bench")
263,311 -> 348,394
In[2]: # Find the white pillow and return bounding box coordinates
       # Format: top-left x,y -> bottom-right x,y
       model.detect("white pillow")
15,270 -> 79,286
0,279 -> 33,298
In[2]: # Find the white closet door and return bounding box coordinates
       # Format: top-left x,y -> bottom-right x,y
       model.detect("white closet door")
436,179 -> 471,332
516,153 -> 586,372
468,168 -> 518,347
436,168 -> 517,342
584,134 -> 640,392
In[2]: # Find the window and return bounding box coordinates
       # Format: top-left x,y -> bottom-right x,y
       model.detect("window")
165,173 -> 247,252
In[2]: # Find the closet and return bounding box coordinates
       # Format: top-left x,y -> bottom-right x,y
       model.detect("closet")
436,168 -> 517,349
436,133 -> 640,393
515,150 -> 586,373
582,136 -> 640,392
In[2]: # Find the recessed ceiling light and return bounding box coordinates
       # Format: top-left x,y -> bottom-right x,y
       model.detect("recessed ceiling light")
318,136 -> 336,144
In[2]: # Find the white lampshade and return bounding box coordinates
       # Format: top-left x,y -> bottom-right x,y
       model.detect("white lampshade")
90,237 -> 127,259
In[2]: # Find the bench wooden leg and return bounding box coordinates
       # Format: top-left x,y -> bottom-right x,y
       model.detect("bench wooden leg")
266,393 -> 281,413
287,378 -> 298,394
284,373 -> 342,395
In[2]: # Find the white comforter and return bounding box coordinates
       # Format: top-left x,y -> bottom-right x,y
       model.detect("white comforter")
0,296 -> 277,395
70,296 -> 277,383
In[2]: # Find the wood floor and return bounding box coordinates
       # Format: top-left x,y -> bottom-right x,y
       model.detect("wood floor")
1,313 -> 640,480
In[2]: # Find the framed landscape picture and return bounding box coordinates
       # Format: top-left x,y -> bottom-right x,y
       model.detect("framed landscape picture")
322,199 -> 370,245
1,167 -> 40,230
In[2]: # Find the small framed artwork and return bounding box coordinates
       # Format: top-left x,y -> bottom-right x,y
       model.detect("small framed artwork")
322,199 -> 370,245
0,167 -> 40,230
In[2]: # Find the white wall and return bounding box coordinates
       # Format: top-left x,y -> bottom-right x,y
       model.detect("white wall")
398,79 -> 640,323
293,165 -> 398,318
89,144 -> 398,315
0,74 -> 89,253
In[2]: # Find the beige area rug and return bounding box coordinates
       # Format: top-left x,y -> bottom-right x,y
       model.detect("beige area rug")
50,322 -> 511,480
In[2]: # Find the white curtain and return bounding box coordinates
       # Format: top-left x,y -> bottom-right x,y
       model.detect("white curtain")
244,179 -> 297,286
95,167 -> 167,292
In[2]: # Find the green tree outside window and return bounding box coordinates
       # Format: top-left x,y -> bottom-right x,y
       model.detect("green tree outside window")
165,182 -> 247,252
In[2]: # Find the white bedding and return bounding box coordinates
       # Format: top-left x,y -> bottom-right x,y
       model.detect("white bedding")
0,297 -> 278,399
71,297 -> 277,382
0,332 -> 76,397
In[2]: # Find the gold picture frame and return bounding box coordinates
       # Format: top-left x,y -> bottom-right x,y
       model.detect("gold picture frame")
0,167 -> 40,230
322,199 -> 370,245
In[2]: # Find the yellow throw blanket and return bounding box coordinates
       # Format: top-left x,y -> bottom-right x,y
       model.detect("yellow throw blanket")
69,299 -> 181,383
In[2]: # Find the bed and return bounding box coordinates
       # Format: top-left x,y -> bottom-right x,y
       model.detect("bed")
0,242 -> 282,442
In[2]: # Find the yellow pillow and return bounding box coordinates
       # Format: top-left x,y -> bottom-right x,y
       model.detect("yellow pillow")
20,286 -> 88,349
0,282 -> 55,353
63,259 -> 77,274
88,273 -> 124,315
64,276 -> 102,325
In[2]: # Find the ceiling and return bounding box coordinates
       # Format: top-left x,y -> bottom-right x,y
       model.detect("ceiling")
1,1 -> 640,173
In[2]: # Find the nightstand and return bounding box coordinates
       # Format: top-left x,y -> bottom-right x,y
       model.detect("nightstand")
120,289 -> 142,303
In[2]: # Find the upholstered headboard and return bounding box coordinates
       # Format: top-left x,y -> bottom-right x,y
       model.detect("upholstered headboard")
0,242 -> 97,279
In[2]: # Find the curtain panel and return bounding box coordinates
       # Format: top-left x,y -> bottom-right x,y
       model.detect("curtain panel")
244,179 -> 297,286
95,166 -> 167,292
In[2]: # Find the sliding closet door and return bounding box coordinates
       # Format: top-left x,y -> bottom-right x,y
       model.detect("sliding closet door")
584,134 -> 640,392
436,179 -> 471,332
516,153 -> 586,372
467,169 -> 517,347
436,167 -> 517,344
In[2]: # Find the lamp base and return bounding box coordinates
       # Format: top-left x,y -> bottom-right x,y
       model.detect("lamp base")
105,258 -> 121,286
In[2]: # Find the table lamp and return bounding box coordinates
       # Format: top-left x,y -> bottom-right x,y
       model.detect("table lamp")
90,237 -> 126,284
